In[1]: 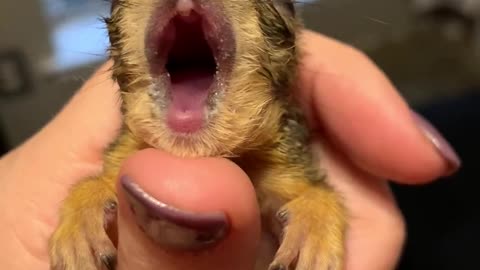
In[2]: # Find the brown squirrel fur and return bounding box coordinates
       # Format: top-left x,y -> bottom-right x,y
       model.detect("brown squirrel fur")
48,1 -> 347,269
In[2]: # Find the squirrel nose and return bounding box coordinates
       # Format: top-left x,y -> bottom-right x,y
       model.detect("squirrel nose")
177,0 -> 195,17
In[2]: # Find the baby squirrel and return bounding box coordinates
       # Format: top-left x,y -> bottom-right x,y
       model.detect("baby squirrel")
49,0 -> 347,269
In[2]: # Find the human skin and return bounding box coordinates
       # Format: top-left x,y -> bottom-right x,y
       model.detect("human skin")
0,30 -> 460,270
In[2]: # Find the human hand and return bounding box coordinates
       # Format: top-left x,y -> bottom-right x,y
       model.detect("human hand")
0,30 -> 460,270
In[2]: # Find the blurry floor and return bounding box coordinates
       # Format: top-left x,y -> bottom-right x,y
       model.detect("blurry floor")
367,28 -> 480,107
301,0 -> 480,107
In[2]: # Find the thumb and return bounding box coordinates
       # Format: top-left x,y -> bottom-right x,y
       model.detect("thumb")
115,149 -> 261,270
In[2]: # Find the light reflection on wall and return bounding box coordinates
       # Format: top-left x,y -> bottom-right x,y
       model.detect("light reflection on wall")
41,0 -> 110,72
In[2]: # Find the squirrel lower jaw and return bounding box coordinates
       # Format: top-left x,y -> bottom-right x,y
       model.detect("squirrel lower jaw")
165,68 -> 213,134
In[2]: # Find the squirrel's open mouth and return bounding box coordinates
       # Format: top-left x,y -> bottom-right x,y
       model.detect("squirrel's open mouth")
147,2 -> 234,134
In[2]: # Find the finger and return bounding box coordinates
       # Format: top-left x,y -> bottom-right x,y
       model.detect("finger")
16,62 -> 121,190
0,62 -> 120,270
297,30 -> 460,184
115,149 -> 261,270
311,139 -> 405,270
3,62 -> 122,230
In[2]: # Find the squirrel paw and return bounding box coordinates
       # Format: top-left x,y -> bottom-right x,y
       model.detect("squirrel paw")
269,195 -> 346,270
49,198 -> 118,270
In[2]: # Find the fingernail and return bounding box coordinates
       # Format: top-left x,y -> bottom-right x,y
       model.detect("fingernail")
120,176 -> 229,251
412,111 -> 461,175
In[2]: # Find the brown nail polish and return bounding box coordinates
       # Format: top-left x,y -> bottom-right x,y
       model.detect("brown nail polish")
121,176 -> 229,251
412,111 -> 461,175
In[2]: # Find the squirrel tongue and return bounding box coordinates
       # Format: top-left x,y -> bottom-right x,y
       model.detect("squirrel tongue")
166,68 -> 213,133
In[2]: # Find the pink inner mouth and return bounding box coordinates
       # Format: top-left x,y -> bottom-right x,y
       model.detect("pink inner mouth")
159,12 -> 217,134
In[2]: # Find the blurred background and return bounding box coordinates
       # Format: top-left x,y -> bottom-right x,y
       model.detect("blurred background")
0,0 -> 478,269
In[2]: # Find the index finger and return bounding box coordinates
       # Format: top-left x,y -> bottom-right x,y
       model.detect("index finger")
296,30 -> 460,184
